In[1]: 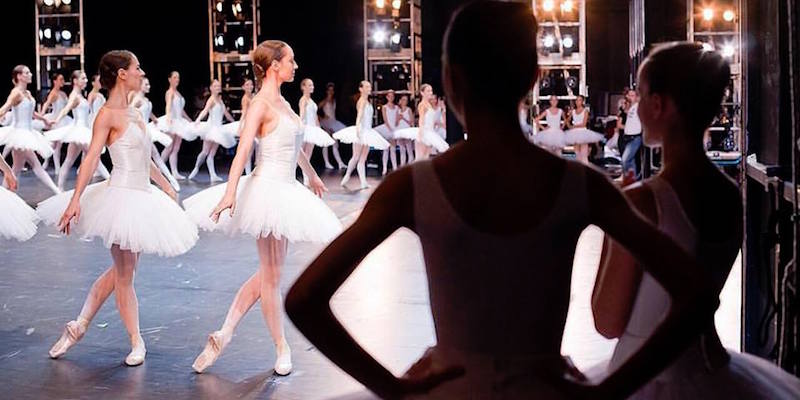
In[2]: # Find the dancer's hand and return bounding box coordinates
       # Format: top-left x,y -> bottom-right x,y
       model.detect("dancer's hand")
59,200 -> 81,235
392,355 -> 465,398
210,193 -> 236,223
3,173 -> 17,191
309,175 -> 328,197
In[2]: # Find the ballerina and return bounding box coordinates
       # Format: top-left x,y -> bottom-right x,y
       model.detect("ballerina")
40,72 -> 71,171
39,50 -> 198,366
395,94 -> 415,165
0,157 -> 39,242
222,78 -> 257,174
334,80 -> 390,189
565,95 -> 604,164
534,96 -> 567,153
130,77 -> 180,192
591,42 -> 800,399
318,82 -> 347,169
394,84 -> 449,161
284,3 -> 719,398
183,40 -> 341,375
374,90 -> 400,175
158,71 -> 198,179
0,65 -> 59,194
190,79 -> 237,183
46,70 -> 111,190
299,78 -> 335,184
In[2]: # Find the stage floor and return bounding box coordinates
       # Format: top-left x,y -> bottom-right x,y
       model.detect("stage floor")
0,164 -> 741,400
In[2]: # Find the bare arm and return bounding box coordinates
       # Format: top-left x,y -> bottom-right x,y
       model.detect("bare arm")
194,97 -> 214,123
355,98 -> 365,133
164,91 -> 174,121
0,157 -> 16,191
298,97 -> 307,122
223,106 -> 235,122
41,90 -> 59,114
0,90 -> 23,117
52,93 -> 80,124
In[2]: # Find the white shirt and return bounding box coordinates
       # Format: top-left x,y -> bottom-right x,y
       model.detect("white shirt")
624,102 -> 642,135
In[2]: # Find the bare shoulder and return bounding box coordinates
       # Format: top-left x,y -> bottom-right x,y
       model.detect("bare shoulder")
364,165 -> 415,228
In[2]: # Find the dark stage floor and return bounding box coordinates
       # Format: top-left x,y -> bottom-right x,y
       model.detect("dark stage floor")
0,161 -> 740,399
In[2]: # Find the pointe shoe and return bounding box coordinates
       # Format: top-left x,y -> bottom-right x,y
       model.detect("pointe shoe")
273,343 -> 292,376
125,340 -> 147,366
192,331 -> 230,373
340,175 -> 350,188
324,163 -> 335,170
338,164 -> 347,170
49,320 -> 86,359
173,171 -> 186,180
210,175 -> 223,183
188,169 -> 199,181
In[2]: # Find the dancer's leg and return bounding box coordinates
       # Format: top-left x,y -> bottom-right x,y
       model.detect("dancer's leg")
26,151 -> 60,194
356,145 -> 370,189
256,234 -> 292,375
207,143 -> 221,182
57,144 -> 81,190
110,246 -> 145,366
189,140 -> 211,180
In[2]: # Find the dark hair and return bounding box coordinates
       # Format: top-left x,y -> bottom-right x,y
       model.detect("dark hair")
91,73 -> 100,82
51,72 -> 64,82
11,65 -> 27,84
326,82 -> 335,90
169,71 -> 180,79
443,1 -> 538,108
640,42 -> 730,133
98,50 -> 135,89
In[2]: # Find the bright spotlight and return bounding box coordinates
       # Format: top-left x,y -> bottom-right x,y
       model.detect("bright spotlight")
390,32 -> 402,45
215,1 -> 223,12
376,0 -> 386,9
723,10 -> 735,22
43,0 -> 55,6
392,0 -> 402,10
722,44 -> 735,58
62,0 -> 72,5
542,0 -> 555,12
702,8 -> 714,21
44,28 -> 52,39
562,36 -> 574,49
236,36 -> 245,48
543,34 -> 555,48
561,0 -> 574,13
701,42 -> 714,51
60,29 -> 72,41
373,29 -> 387,44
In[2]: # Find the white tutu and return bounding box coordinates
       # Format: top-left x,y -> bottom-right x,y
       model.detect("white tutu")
42,112 -> 73,131
0,113 -> 12,127
37,181 -> 198,257
147,123 -> 172,147
156,116 -> 199,141
183,175 -> 342,243
0,127 -> 54,158
333,126 -> 390,150
222,121 -> 241,136
419,128 -> 450,153
46,125 -> 92,146
393,127 -> 419,141
565,128 -> 604,145
374,124 -> 395,140
320,117 -> 346,133
0,186 -> 39,241
533,128 -> 566,149
303,125 -> 335,147
196,122 -> 237,148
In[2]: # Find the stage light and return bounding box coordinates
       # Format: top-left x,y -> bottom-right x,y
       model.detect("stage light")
215,1 -> 224,13
702,8 -> 714,21
541,77 -> 553,90
43,28 -> 52,39
543,34 -> 555,48
542,0 -> 555,12
214,33 -> 226,52
40,26 -> 55,47
721,44 -> 735,58
561,0 -> 574,13
373,29 -> 387,44
562,36 -> 574,49
60,29 -> 73,46
723,10 -> 735,22
566,75 -> 579,90
376,0 -> 386,9
43,0 -> 55,6
701,42 -> 714,51
62,0 -> 72,5
232,0 -> 243,17
390,32 -> 402,45
392,0 -> 402,10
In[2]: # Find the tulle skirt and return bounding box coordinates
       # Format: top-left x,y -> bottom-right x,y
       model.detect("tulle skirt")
392,127 -> 418,141
157,116 -> 199,141
148,123 -> 173,147
196,123 -> 237,148
0,127 -> 54,158
320,117 -> 347,134
42,113 -> 73,131
0,186 -> 39,241
333,126 -> 390,150
303,125 -> 335,147
45,125 -> 92,146
420,128 -> 449,153
222,121 -> 241,136
182,174 -> 342,243
533,128 -> 566,149
565,128 -> 604,145
374,124 -> 395,140
37,182 -> 198,257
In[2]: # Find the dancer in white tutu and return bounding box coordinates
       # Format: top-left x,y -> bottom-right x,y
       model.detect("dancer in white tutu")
534,96 -> 566,153
431,94 -> 447,140
0,157 -> 39,242
318,82 -> 347,169
519,101 -> 534,137
47,70 -> 111,190
158,71 -> 197,179
40,50 -> 198,367
286,4 -> 719,398
0,65 -> 60,194
565,95 -> 604,164
375,90 -> 400,175
394,84 -> 449,161
299,78 -> 334,184
40,72 -> 71,171
184,40 -> 341,375
130,77 -> 180,192
222,78 -> 257,174
189,79 -> 236,183
87,74 -> 106,126
592,42 -> 800,400
335,80 -> 390,189
396,94 -> 415,164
